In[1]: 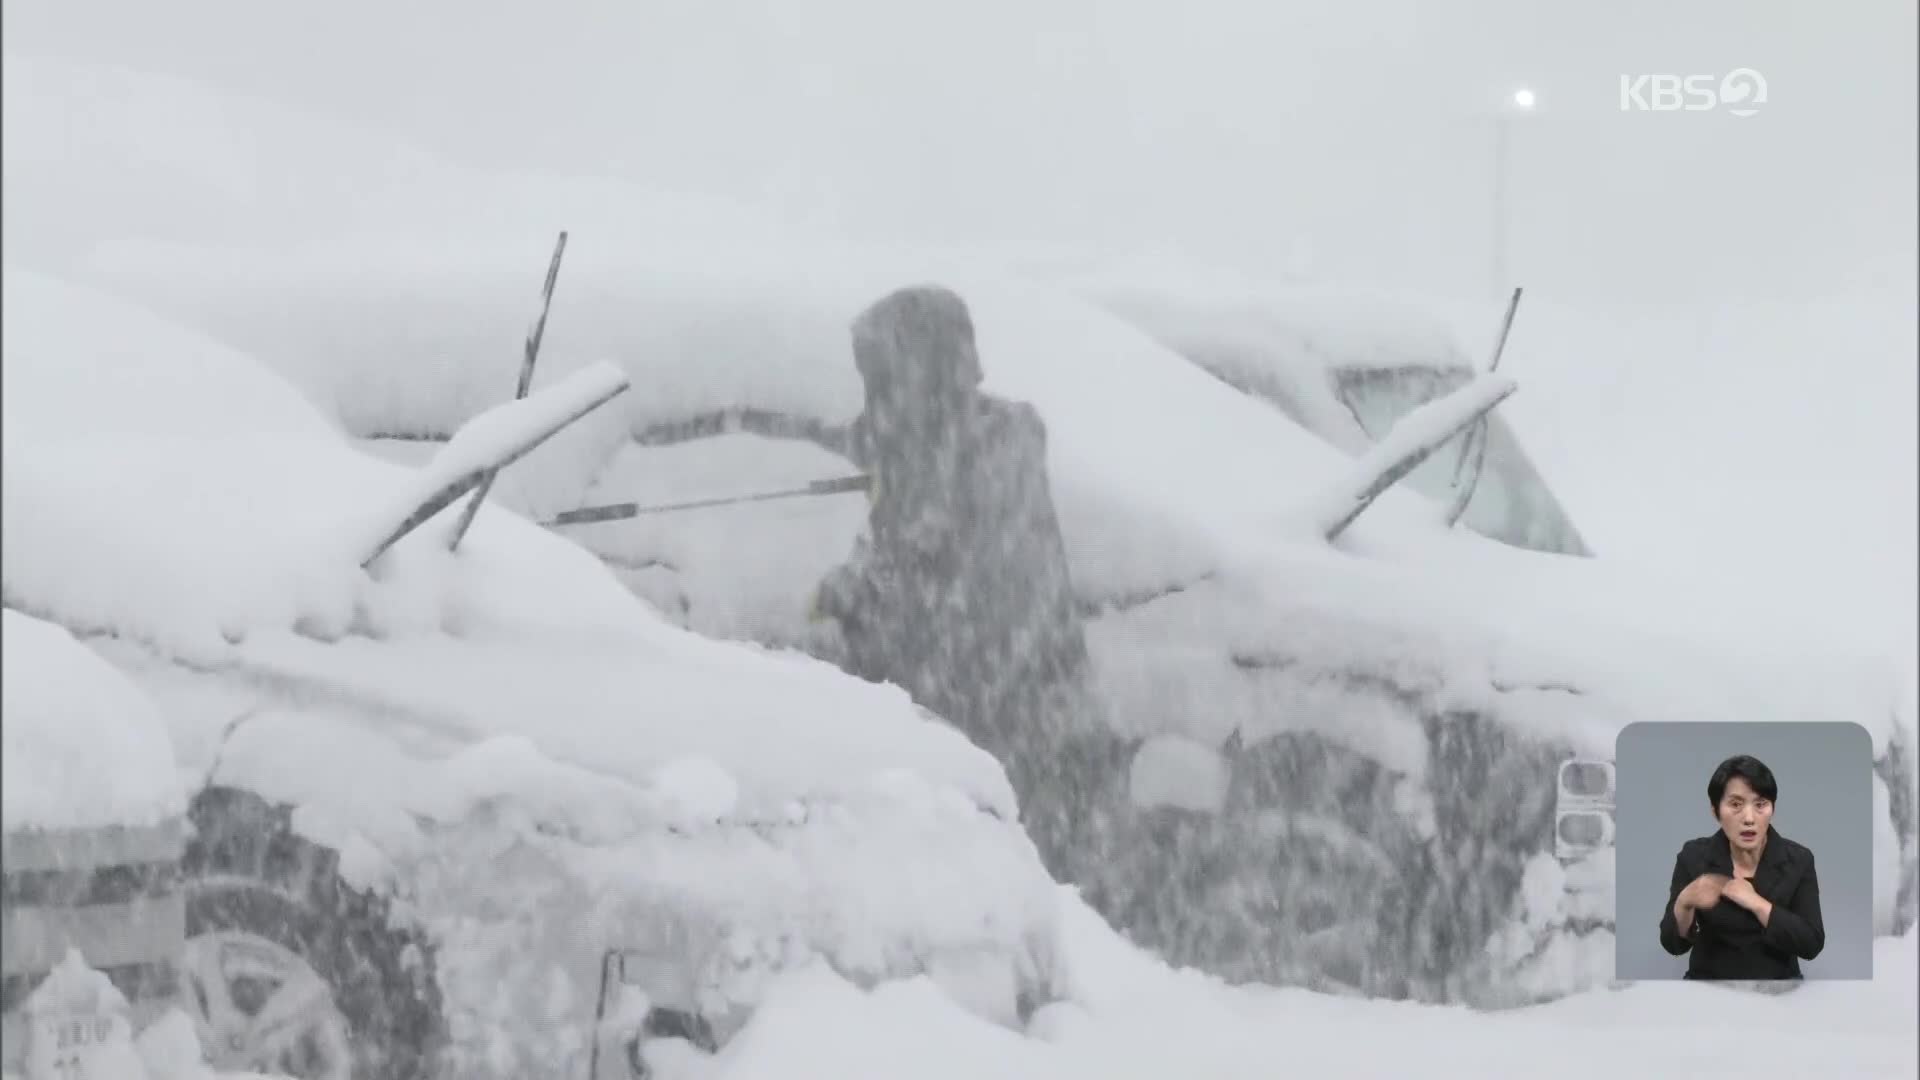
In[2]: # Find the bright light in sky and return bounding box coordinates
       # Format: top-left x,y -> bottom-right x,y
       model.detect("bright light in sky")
1512,88 -> 1537,110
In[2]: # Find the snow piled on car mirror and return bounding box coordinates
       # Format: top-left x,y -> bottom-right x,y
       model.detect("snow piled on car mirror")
0,610 -> 184,831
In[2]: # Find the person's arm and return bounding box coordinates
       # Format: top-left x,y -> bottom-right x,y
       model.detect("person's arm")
812,538 -> 879,623
1758,853 -> 1826,960
1661,852 -> 1700,955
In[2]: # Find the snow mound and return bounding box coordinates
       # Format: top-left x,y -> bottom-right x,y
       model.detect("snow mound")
0,609 -> 184,830
642,889 -> 1917,1080
4,266 -> 402,657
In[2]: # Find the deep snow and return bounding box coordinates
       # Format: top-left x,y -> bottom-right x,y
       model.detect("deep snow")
4,50 -> 1914,1078
647,888 -> 1918,1080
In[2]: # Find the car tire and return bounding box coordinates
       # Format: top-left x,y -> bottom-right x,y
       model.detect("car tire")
183,786 -> 445,1079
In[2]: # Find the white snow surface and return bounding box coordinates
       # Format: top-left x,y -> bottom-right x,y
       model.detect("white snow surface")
0,609 -> 184,830
350,359 -> 629,561
1125,735 -> 1230,815
641,889 -> 1918,1080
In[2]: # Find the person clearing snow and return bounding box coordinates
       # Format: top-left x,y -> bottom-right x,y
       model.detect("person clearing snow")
814,286 -> 1121,874
816,285 -> 1090,750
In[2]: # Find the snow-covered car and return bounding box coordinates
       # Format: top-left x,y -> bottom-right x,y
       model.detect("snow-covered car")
5,44 -> 1916,1080
76,221 -> 1917,1011
1067,274 -> 1592,557
1,611 -> 190,1074
1,268 -> 1067,1079
8,44 -> 1913,1020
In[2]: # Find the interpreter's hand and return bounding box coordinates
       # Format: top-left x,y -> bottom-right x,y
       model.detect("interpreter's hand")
1720,877 -> 1763,911
1685,873 -> 1731,909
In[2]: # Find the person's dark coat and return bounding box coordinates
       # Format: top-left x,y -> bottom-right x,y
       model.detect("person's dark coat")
1659,825 -> 1825,979
813,286 -> 1110,882
816,286 -> 1091,764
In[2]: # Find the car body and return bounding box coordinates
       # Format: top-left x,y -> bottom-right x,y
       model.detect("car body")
1,611 -> 191,1074
2,267 -> 1066,1079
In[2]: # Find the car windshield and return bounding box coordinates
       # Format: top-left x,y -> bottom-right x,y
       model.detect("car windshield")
1334,365 -> 1592,557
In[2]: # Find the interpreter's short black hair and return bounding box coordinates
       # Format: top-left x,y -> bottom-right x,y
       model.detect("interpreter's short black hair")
1708,754 -> 1779,808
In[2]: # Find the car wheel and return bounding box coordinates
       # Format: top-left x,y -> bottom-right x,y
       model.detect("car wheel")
184,786 -> 444,1079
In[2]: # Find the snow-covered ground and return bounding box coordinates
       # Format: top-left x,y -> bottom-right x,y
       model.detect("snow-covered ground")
652,889 -> 1919,1080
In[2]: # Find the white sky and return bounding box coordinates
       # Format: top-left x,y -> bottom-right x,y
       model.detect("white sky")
6,0 -> 1915,654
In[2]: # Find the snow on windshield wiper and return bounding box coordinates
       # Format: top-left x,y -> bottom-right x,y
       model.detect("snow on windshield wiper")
356,361 -> 630,568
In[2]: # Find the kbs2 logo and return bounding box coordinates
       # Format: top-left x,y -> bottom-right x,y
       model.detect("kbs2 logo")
1619,69 -> 1768,117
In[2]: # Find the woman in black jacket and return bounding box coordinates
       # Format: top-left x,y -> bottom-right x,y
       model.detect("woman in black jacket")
1659,754 -> 1826,979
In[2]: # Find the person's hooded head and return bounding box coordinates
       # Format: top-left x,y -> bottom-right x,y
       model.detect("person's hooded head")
851,285 -> 985,448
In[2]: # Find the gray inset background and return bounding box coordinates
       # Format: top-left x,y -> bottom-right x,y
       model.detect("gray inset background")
1615,721 -> 1873,980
